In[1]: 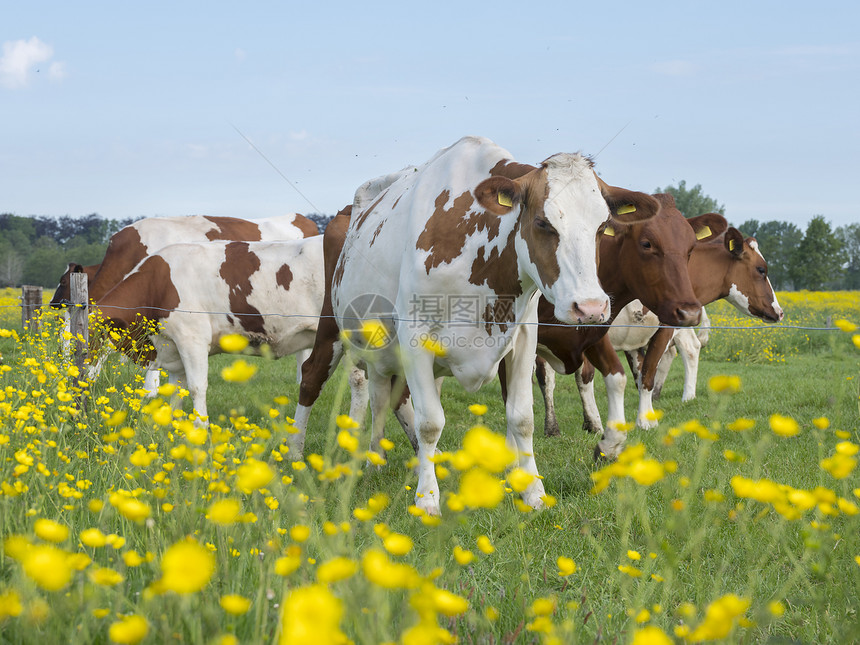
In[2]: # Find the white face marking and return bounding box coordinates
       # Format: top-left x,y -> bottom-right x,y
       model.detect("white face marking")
747,239 -> 784,318
726,283 -> 752,315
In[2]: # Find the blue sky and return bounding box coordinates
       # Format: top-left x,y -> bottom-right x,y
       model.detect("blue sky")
3,1 -> 858,229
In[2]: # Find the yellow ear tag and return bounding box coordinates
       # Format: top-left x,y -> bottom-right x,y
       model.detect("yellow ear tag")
497,192 -> 513,208
616,204 -> 636,215
728,238 -> 736,252
695,225 -> 712,240
603,225 -> 615,237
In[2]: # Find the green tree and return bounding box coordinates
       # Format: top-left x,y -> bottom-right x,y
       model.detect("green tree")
736,219 -> 803,290
654,180 -> 725,218
835,223 -> 860,289
790,216 -> 845,290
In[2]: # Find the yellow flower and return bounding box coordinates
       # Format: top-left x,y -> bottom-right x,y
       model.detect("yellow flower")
507,467 -> 535,493
812,417 -> 830,430
530,596 -> 556,617
34,518 -> 69,544
108,615 -> 149,645
618,564 -> 642,578
686,593 -> 750,641
853,334 -> 860,350
631,625 -> 672,645
275,551 -> 302,577
236,458 -> 274,492
708,375 -> 741,394
336,430 -> 359,453
335,414 -> 359,430
115,498 -> 151,523
90,567 -> 124,586
459,425 -> 515,473
290,525 -> 311,543
316,557 -> 358,584
361,549 -> 420,589
468,403 -> 488,416
207,498 -> 242,526
476,535 -> 495,554
768,600 -> 785,616
22,544 -> 73,591
221,359 -> 257,383
557,556 -> 576,577
279,584 -> 348,645
0,589 -> 23,620
80,528 -> 108,548
458,468 -> 505,509
834,319 -> 857,332
219,334 -> 249,353
220,594 -> 252,615
419,334 -> 447,357
453,546 -> 475,565
430,586 -> 470,617
727,417 -> 756,432
383,533 -> 413,556
360,320 -> 390,348
627,550 -> 641,560
628,459 -> 665,486
123,550 -> 144,567
769,414 -> 800,438
821,453 -> 857,479
159,539 -> 216,594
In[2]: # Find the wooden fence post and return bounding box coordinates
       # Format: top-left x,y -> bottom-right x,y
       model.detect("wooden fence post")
70,273 -> 89,375
21,285 -> 42,333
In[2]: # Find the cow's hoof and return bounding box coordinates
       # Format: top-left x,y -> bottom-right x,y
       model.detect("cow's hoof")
544,422 -> 561,438
637,416 -> 658,430
415,493 -> 441,517
593,445 -> 613,462
582,419 -> 602,434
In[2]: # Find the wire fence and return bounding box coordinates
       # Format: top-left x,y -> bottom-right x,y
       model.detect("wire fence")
0,301 -> 843,332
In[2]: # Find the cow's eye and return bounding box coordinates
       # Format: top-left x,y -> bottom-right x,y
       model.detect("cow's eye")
640,240 -> 652,250
757,266 -> 767,276
533,217 -> 555,234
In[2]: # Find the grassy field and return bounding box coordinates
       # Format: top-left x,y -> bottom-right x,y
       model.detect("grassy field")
0,290 -> 858,644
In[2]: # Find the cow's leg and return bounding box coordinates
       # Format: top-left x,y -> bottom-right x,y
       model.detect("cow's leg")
346,364 -> 369,427
292,327 -> 345,457
175,345 -> 211,425
401,348 -> 446,516
143,365 -> 161,396
637,327 -> 675,429
503,323 -> 545,510
673,329 -> 701,402
535,357 -> 560,437
624,350 -> 642,383
367,369 -> 393,457
391,379 -> 419,454
585,336 -> 628,460
575,358 -> 602,434
294,348 -> 311,385
652,344 -> 675,400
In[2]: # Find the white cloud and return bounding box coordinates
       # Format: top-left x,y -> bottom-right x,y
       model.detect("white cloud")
289,130 -> 309,141
234,47 -> 247,62
0,36 -> 61,89
649,59 -> 698,76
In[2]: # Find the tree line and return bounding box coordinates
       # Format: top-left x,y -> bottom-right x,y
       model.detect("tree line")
1,186 -> 857,290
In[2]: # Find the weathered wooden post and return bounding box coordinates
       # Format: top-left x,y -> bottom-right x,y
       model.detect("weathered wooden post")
21,285 -> 43,333
70,273 -> 89,414
69,273 -> 89,373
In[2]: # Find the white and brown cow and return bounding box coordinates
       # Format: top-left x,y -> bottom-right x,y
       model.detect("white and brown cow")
539,227 -> 784,435
332,135 -> 659,515
51,213 -> 319,390
93,236 -> 358,422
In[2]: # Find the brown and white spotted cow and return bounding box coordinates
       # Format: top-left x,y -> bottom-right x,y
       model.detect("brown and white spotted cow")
51,213 -> 319,390
539,227 -> 784,436
92,235 -> 359,422
501,192 -> 726,459
332,135 -> 661,515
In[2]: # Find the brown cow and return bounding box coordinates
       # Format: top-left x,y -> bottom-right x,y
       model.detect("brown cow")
519,193 -> 727,459
541,227 -> 784,437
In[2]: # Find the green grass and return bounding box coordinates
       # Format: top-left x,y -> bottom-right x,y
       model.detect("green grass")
0,307 -> 859,644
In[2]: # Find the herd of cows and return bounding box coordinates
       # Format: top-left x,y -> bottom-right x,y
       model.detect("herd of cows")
50,135 -> 784,515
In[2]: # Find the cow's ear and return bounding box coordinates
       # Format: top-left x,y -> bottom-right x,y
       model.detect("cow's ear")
474,176 -> 522,215
597,178 -> 660,224
688,213 -> 728,243
70,263 -> 84,273
724,228 -> 745,257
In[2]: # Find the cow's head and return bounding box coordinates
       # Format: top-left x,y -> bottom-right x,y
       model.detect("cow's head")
720,228 -> 784,322
474,154 -> 656,325
50,262 -> 87,307
598,192 -> 727,326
